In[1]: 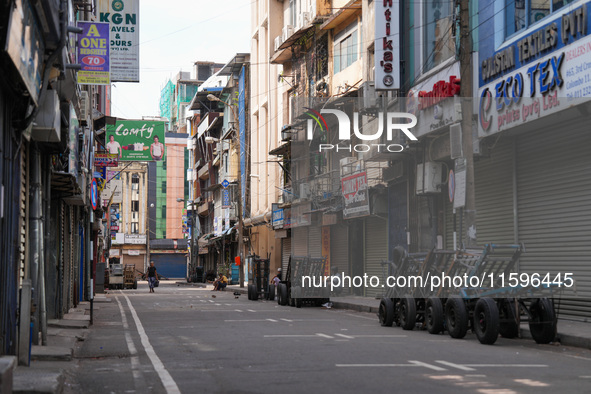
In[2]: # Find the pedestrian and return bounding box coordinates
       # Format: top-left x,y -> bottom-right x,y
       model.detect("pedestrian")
146,261 -> 158,293
213,273 -> 228,291
271,272 -> 281,287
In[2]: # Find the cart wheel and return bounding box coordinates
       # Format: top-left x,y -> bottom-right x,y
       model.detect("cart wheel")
379,298 -> 395,327
445,297 -> 469,339
268,284 -> 275,301
277,284 -> 283,305
133,281 -> 137,290
425,297 -> 444,334
295,297 -> 302,308
529,298 -> 557,344
498,299 -> 519,338
473,298 -> 500,345
279,284 -> 288,306
399,296 -> 416,330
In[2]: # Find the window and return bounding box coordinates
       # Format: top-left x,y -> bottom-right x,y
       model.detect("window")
131,223 -> 139,234
424,0 -> 456,71
334,21 -> 359,74
506,0 -> 575,37
162,205 -> 167,218
131,174 -> 139,190
131,201 -> 139,212
162,181 -> 167,190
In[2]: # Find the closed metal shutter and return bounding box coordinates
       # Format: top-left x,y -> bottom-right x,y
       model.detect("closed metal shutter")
365,216 -> 388,298
150,254 -> 187,279
330,224 -> 350,277
292,227 -> 308,257
517,127 -> 591,320
308,225 -> 322,258
281,236 -> 291,278
123,255 -> 145,278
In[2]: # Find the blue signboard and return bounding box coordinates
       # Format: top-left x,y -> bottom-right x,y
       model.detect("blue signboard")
222,189 -> 231,209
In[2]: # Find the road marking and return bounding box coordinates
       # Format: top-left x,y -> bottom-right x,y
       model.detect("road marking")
345,313 -> 377,321
335,333 -> 355,339
580,376 -> 591,379
247,309 -> 256,312
266,319 -> 278,322
463,364 -> 548,368
225,319 -> 271,322
200,300 -> 206,303
436,360 -> 476,371
336,364 -> 421,368
514,379 -> 549,387
280,318 -> 293,322
235,309 -> 243,312
316,333 -> 334,339
264,335 -> 318,338
350,335 -> 407,338
115,297 -> 143,382
123,295 -> 181,394
408,361 -> 447,371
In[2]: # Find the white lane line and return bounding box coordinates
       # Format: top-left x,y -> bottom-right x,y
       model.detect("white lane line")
209,300 -> 215,303
280,318 -> 293,322
580,376 -> 591,379
351,335 -> 407,338
408,361 -> 447,371
463,364 -> 548,368
225,319 -> 270,322
335,333 -> 355,339
115,297 -> 142,381
225,304 -> 232,306
123,295 -> 181,394
199,300 -> 206,303
436,360 -> 476,371
336,364 -> 420,368
345,313 -> 377,321
266,318 -> 278,322
316,333 -> 334,339
264,335 -> 318,338
235,309 -> 243,312
247,309 -> 256,312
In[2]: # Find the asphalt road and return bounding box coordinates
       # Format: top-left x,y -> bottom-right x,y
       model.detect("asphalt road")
65,281 -> 591,393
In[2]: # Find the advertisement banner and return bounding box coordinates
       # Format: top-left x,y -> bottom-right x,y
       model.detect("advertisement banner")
341,171 -> 370,219
94,153 -> 118,167
76,21 -> 110,85
98,0 -> 139,82
106,120 -> 166,161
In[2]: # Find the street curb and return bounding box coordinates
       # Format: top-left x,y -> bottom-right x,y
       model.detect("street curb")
175,281 -> 206,287
0,356 -> 16,394
331,301 -> 379,314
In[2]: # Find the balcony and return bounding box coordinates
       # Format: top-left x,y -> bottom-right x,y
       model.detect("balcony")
198,165 -> 209,180
198,201 -> 210,216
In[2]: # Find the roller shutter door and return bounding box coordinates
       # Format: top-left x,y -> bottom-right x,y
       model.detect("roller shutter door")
517,127 -> 591,320
292,227 -> 308,257
123,255 -> 145,277
151,254 -> 187,279
281,237 -> 291,278
308,225 -> 322,258
365,217 -> 388,298
331,224 -> 350,277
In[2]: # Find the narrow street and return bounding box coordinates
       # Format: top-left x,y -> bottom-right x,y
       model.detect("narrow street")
65,282 -> 591,393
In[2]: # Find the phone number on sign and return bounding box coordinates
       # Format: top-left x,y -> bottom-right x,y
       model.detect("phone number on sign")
493,272 -> 574,288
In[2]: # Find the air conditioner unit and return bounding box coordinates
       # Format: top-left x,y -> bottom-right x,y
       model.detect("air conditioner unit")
31,89 -> 61,142
80,91 -> 90,121
274,35 -> 283,52
282,25 -> 294,42
416,162 -> 443,194
299,183 -> 310,199
361,81 -> 377,109
298,12 -> 311,29
340,157 -> 357,176
450,123 -> 463,159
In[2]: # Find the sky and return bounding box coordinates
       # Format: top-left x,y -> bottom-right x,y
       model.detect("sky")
110,0 -> 252,120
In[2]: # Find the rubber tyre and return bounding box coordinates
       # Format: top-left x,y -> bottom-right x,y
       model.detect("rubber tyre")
473,298 -> 500,345
425,297 -> 444,334
399,296 -> 416,330
268,284 -> 275,301
498,299 -> 519,339
133,281 -> 137,290
252,285 -> 259,301
529,298 -> 557,344
445,298 -> 469,339
279,284 -> 288,306
289,288 -> 295,307
247,284 -> 253,300
276,284 -> 283,305
378,298 -> 395,327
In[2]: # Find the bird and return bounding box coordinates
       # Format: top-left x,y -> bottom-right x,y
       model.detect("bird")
233,291 -> 241,299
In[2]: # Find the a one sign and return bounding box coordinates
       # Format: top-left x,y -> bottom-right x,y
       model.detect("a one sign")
76,21 -> 110,85
90,178 -> 98,210
98,0 -> 139,82
222,189 -> 231,209
94,153 -> 118,167
341,171 -> 371,219
106,120 -> 166,161
375,0 -> 400,90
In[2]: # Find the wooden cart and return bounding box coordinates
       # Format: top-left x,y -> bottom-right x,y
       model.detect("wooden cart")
124,264 -> 138,289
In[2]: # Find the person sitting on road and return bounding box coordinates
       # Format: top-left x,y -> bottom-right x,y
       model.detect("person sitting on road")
213,273 -> 228,291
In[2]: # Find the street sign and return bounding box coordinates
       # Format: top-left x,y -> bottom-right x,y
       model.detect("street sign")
221,179 -> 230,188
222,189 -> 231,209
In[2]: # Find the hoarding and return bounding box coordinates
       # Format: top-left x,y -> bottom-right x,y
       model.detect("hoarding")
98,0 -> 139,82
94,153 -> 118,167
76,21 -> 110,85
341,171 -> 370,219
375,0 -> 400,90
106,120 -> 166,161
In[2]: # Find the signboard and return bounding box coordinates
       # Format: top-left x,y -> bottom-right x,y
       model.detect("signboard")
127,250 -> 140,256
478,4 -> 591,137
222,189 -> 231,209
5,0 -> 44,105
453,159 -> 466,209
98,0 -> 139,82
272,204 -> 284,229
221,179 -> 230,188
375,0 -> 400,90
341,171 -> 371,219
94,153 -> 118,167
214,217 -> 222,236
125,234 -> 146,244
76,21 -> 110,85
90,178 -> 98,210
106,120 -> 166,161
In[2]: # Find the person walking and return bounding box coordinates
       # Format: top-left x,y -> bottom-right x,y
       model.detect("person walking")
147,261 -> 158,293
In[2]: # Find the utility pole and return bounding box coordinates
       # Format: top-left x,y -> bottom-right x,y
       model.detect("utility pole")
236,115 -> 245,288
459,0 -> 477,247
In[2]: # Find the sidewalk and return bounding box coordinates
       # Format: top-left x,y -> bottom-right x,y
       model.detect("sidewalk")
11,295 -> 110,393
226,283 -> 591,350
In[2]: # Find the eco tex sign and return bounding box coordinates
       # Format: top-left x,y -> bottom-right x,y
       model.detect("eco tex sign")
478,4 -> 590,137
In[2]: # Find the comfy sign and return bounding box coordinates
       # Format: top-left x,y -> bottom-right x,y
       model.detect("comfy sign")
478,4 -> 591,136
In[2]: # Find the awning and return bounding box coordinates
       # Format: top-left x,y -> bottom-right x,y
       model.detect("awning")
243,211 -> 272,228
198,233 -> 213,247
320,0 -> 362,30
51,171 -> 82,198
269,142 -> 290,156
277,25 -> 314,51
